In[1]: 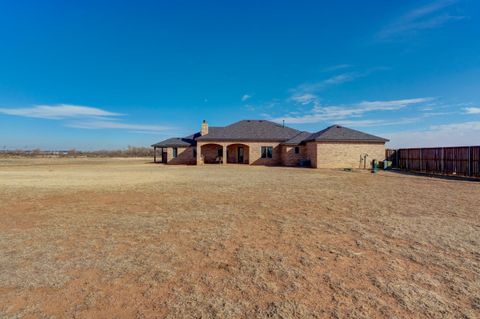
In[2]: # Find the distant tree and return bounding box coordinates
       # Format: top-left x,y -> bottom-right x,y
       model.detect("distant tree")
68,149 -> 77,157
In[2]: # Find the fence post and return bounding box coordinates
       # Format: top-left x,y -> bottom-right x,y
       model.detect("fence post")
419,148 -> 423,172
441,147 -> 444,174
406,149 -> 408,170
468,146 -> 472,177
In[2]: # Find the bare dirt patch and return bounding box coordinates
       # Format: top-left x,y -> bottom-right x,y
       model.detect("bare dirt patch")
0,158 -> 479,318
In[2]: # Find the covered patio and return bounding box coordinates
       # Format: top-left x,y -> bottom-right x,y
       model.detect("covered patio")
197,143 -> 250,165
199,143 -> 225,164
226,143 -> 249,164
152,146 -> 167,164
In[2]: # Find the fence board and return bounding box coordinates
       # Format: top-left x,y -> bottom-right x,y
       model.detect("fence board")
386,146 -> 480,178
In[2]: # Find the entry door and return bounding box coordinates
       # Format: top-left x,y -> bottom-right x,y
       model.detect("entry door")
238,147 -> 244,163
162,151 -> 167,163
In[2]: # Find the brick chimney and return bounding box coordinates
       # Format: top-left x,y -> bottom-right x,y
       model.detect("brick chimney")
201,120 -> 209,136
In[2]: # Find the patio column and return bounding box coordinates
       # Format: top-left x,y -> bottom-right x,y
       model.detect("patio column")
196,144 -> 202,165
223,145 -> 227,165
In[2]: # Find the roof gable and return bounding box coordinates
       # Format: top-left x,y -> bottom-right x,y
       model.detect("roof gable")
151,137 -> 196,147
151,127 -> 223,147
305,125 -> 389,143
196,120 -> 301,142
283,131 -> 312,145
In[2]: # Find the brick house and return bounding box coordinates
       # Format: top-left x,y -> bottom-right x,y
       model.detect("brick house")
152,120 -> 388,168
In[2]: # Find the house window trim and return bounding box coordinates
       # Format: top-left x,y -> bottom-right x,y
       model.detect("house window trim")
172,147 -> 178,158
261,146 -> 273,159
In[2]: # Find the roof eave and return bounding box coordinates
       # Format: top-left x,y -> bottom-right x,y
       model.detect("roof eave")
301,139 -> 390,143
196,138 -> 289,142
152,144 -> 194,148
281,142 -> 303,146
152,141 -> 196,147
307,138 -> 388,143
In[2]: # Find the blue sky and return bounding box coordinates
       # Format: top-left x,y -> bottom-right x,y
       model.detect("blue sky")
0,0 -> 479,150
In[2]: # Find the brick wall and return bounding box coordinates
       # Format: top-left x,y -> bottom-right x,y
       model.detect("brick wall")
163,141 -> 385,168
165,146 -> 196,165
306,142 -> 318,168
226,144 -> 249,164
247,142 -> 282,166
280,145 -> 307,166
198,144 -> 223,164
313,142 -> 386,168
197,141 -> 281,165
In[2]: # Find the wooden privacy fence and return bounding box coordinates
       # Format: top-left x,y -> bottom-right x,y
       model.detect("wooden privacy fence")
386,146 -> 480,178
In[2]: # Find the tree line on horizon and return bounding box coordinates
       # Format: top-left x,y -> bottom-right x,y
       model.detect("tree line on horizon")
0,146 -> 155,157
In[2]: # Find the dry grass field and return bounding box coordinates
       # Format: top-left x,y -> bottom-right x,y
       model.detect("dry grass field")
0,158 -> 479,318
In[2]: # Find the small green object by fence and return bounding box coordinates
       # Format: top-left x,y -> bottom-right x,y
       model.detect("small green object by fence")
383,160 -> 392,170
371,160 -> 378,173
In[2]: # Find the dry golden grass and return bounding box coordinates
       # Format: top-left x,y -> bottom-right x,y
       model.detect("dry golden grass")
0,158 -> 479,318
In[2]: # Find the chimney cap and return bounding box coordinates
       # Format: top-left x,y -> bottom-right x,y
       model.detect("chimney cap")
202,119 -> 206,123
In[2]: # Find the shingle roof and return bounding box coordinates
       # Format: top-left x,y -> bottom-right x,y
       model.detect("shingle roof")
304,125 -> 389,143
198,126 -> 223,137
152,121 -> 388,147
151,137 -> 196,148
151,128 -> 223,147
196,120 -> 301,142
283,131 -> 312,145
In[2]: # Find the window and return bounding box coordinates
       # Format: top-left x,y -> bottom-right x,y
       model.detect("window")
261,146 -> 273,159
294,146 -> 300,154
172,147 -> 178,158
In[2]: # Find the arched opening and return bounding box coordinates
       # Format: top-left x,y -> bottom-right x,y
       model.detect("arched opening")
226,144 -> 250,164
200,143 -> 224,164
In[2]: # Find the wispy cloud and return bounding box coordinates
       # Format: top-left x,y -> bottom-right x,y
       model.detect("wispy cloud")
377,0 -> 464,40
333,108 -> 453,128
0,104 -> 121,119
356,98 -> 432,111
430,121 -> 480,131
0,103 -> 172,134
294,72 -> 361,93
336,118 -> 420,127
292,67 -> 389,95
387,121 -> 480,148
289,93 -> 319,105
270,97 -> 432,124
241,94 -> 252,102
406,0 -> 458,20
464,107 -> 480,114
67,120 -> 170,132
322,64 -> 352,72
323,73 -> 359,86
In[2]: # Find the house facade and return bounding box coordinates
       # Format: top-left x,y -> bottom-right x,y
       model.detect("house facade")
152,120 -> 388,168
